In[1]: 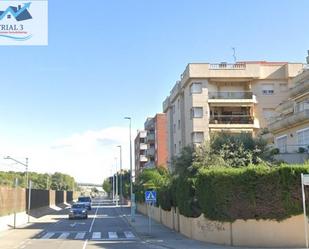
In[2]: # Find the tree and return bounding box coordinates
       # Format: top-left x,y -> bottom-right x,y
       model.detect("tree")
103,179 -> 111,193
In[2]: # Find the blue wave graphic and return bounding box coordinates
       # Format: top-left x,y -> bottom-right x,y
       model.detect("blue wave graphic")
0,34 -> 32,41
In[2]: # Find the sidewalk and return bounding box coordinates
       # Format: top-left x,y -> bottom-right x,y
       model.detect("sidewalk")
123,212 -> 243,249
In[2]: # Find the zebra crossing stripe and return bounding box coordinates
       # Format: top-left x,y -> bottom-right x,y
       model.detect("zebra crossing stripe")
58,232 -> 70,239
92,232 -> 101,239
124,231 -> 135,238
75,232 -> 86,240
108,232 -> 118,239
42,232 -> 55,239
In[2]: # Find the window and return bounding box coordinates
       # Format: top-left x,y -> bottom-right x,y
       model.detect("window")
262,84 -> 274,95
192,132 -> 204,143
276,135 -> 287,153
177,99 -> 180,109
191,107 -> 203,118
172,105 -> 175,114
7,15 -> 11,19
178,120 -> 180,129
190,82 -> 202,94
173,124 -> 176,133
297,128 -> 309,148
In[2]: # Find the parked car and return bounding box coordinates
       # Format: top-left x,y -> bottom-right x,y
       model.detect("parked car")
78,196 -> 92,210
69,203 -> 88,219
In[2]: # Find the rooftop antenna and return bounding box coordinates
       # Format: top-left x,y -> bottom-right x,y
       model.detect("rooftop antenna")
232,47 -> 237,63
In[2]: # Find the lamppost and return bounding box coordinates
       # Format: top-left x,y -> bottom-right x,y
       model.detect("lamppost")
124,117 -> 135,222
117,145 -> 123,209
4,156 -> 29,188
4,156 -> 31,223
115,157 -> 118,206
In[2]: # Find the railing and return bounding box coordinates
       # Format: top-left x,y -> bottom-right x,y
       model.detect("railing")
140,155 -> 148,162
209,63 -> 246,70
208,91 -> 253,99
209,115 -> 254,124
147,133 -> 155,141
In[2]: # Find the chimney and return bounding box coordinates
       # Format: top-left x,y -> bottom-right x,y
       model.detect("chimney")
306,50 -> 309,64
18,5 -> 21,10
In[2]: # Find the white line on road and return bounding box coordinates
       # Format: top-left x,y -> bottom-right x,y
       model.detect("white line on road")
82,199 -> 101,249
58,232 -> 70,239
124,231 -> 135,239
108,232 -> 118,239
41,232 -> 55,239
75,232 -> 86,240
92,232 -> 101,239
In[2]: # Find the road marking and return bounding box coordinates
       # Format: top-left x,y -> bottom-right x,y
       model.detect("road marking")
58,232 -> 70,239
92,232 -> 101,239
83,199 -> 101,249
75,232 -> 86,240
108,232 -> 118,239
82,239 -> 88,249
41,232 -> 55,239
124,231 -> 135,238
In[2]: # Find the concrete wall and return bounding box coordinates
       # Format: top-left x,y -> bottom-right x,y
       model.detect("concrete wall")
0,187 -> 25,216
0,187 -> 78,217
137,203 -> 308,248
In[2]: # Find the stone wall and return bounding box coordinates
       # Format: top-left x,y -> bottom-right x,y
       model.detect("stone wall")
137,203 -> 308,248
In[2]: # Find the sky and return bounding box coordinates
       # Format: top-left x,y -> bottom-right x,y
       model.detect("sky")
0,0 -> 308,184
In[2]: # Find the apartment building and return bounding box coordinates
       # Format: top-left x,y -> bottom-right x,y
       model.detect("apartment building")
163,61 -> 304,170
134,130 -> 148,176
134,114 -> 168,176
268,64 -> 309,161
144,113 -> 168,169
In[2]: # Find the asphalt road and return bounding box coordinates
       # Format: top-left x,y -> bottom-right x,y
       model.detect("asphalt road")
1,197 -> 162,249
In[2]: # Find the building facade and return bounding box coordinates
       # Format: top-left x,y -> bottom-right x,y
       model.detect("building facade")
268,65 -> 309,162
134,113 -> 168,176
163,61 -> 304,170
134,130 -> 148,176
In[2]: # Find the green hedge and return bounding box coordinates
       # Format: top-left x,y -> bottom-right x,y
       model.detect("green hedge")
196,164 -> 309,222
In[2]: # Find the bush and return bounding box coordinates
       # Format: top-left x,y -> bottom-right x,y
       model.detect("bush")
196,163 -> 309,222
299,147 -> 306,153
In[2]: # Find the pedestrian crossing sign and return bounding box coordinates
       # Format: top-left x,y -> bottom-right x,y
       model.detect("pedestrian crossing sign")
145,191 -> 156,203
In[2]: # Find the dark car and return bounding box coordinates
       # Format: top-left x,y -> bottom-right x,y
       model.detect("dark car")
78,196 -> 92,210
69,203 -> 88,219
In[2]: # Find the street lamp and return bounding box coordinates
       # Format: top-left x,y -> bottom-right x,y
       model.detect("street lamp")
4,156 -> 29,188
124,116 -> 135,222
4,156 -> 31,223
117,145 -> 123,209
115,157 -> 118,206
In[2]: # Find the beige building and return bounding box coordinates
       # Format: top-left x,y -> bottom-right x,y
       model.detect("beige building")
163,61 -> 304,169
268,63 -> 309,160
134,130 -> 148,176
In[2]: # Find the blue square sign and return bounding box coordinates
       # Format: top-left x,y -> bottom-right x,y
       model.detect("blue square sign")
145,191 -> 156,203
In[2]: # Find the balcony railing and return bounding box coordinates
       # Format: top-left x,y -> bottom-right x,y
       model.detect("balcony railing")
269,109 -> 309,132
209,91 -> 253,99
209,115 -> 254,124
209,63 -> 246,70
147,133 -> 155,141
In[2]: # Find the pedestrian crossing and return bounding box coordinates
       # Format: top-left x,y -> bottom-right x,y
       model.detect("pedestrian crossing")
38,231 -> 136,241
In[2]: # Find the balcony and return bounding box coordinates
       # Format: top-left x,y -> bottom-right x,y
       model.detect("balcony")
147,147 -> 155,156
140,143 -> 147,150
209,63 -> 246,70
139,155 -> 148,162
269,109 -> 309,133
289,75 -> 309,98
208,92 -> 256,105
147,132 -> 155,142
209,115 -> 254,124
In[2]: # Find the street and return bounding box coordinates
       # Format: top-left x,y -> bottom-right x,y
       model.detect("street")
0,197 -> 164,249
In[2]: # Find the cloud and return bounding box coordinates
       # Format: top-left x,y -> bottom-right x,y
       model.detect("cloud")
0,126 -> 136,184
